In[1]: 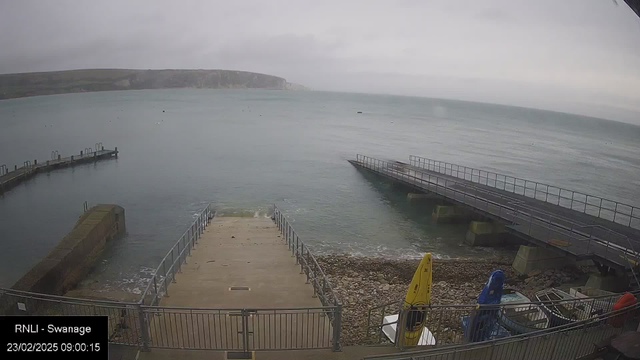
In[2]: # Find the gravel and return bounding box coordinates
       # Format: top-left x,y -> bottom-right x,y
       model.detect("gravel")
316,254 -> 587,346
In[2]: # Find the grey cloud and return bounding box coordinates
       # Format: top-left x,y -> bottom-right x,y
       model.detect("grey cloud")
475,8 -> 512,22
0,0 -> 639,123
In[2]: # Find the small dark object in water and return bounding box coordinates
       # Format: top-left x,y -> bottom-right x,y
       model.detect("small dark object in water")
231,236 -> 235,238
357,111 -> 363,114
162,110 -> 165,112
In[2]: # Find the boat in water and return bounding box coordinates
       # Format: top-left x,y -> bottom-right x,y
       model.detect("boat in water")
499,289 -> 549,334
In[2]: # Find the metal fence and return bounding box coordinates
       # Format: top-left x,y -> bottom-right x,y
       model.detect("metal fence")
272,204 -> 342,350
1,146 -> 114,177
1,203 -> 343,352
0,288 -> 144,346
366,290 -> 638,349
272,204 -> 341,309
144,306 -> 336,351
140,204 -> 213,306
409,155 -> 640,230
0,288 -> 338,352
364,302 -> 640,360
355,155 -> 640,271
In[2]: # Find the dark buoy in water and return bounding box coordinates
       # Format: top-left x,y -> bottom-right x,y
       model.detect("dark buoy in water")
162,110 -> 165,113
357,111 -> 363,114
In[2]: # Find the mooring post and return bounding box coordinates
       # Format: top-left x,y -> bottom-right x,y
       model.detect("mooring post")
115,147 -> 118,158
34,159 -> 37,165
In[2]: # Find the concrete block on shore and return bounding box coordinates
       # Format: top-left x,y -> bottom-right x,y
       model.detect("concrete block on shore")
512,245 -> 573,275
585,273 -> 628,293
465,221 -> 509,246
407,193 -> 441,202
432,205 -> 471,223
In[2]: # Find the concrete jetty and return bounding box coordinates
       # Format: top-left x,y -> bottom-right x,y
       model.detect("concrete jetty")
145,216 -> 333,352
160,217 -> 320,308
0,146 -> 118,195
351,154 -> 640,291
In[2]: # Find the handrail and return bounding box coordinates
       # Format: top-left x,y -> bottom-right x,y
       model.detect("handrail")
364,301 -> 640,359
409,155 -> 640,230
272,204 -> 340,307
354,155 -> 638,269
0,287 -> 138,306
272,204 -> 342,351
365,289 -> 639,345
366,288 -> 639,313
139,203 -> 213,305
408,154 -> 640,272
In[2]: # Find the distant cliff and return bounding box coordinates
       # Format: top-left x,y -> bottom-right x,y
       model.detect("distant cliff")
0,69 -> 306,100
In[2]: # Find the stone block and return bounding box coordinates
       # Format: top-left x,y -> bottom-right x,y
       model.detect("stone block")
512,245 -> 573,275
432,205 -> 471,223
585,273 -> 628,293
407,193 -> 440,202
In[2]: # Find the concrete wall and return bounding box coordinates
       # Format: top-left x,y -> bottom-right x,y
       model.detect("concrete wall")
431,205 -> 472,223
465,221 -> 510,246
11,204 -> 126,295
512,245 -> 573,275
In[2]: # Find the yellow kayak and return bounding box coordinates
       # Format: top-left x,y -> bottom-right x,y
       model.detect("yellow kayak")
402,253 -> 433,346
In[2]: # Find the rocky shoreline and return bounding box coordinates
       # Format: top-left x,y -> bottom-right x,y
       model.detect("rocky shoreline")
316,254 -> 588,346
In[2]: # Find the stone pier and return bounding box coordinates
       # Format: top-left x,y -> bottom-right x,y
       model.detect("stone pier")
406,193 -> 441,202
431,205 -> 471,223
512,245 -> 573,275
464,221 -> 509,246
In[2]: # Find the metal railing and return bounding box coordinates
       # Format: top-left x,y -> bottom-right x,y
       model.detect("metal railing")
1,146 -> 116,184
355,155 -> 640,270
140,204 -> 213,306
1,288 -> 339,352
144,306 -> 336,351
0,288 -> 144,346
1,203 -> 342,352
364,301 -> 640,360
272,204 -> 341,309
272,204 -> 342,350
409,155 -> 640,230
366,290 -> 638,349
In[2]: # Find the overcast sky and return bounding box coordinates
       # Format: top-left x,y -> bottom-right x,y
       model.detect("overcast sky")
1,0 -> 639,123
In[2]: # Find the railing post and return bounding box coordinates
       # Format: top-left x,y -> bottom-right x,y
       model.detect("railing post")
137,304 -> 150,351
153,276 -> 158,302
300,243 -> 305,274
171,251 -> 177,283
295,235 -> 300,264
177,241 -> 182,272
332,304 -> 342,351
241,309 -> 250,353
162,261 -> 169,297
396,308 -> 407,350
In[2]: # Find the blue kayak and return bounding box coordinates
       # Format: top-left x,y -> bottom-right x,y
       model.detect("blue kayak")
464,270 -> 506,343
